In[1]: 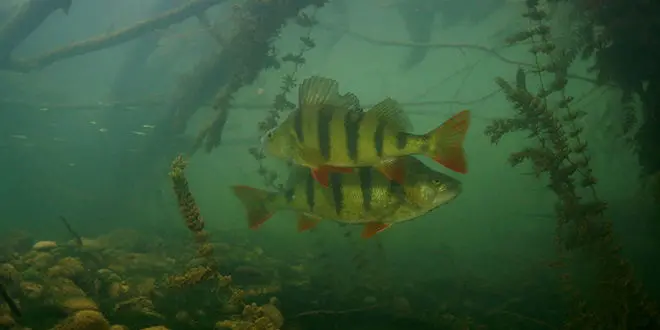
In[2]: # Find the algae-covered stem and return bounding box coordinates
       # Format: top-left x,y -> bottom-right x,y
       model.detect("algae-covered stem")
169,155 -> 205,234
0,282 -> 21,318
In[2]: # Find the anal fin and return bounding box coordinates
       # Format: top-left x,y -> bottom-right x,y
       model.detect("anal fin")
361,222 -> 391,238
297,213 -> 322,232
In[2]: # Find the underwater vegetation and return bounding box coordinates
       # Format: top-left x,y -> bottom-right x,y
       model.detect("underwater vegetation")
1,0 -> 660,329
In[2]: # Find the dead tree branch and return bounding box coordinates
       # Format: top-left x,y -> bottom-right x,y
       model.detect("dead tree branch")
1,0 -> 227,72
0,0 -> 71,63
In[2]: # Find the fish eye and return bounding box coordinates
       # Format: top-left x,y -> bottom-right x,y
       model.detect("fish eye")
431,179 -> 442,185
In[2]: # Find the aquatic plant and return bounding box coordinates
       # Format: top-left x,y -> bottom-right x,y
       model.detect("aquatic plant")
191,0 -> 329,154
548,0 -> 660,177
248,11 -> 320,191
485,0 -> 658,328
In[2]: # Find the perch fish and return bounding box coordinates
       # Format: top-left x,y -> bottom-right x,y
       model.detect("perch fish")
261,76 -> 471,187
231,156 -> 461,238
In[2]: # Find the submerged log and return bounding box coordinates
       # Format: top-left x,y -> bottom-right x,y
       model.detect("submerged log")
1,0 -> 225,72
0,0 -> 71,64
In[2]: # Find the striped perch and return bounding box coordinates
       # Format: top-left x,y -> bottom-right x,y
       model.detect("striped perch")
262,76 -> 471,187
231,156 -> 462,238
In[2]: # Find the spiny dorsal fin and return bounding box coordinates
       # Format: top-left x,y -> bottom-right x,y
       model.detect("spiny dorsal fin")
364,97 -> 412,131
336,92 -> 362,112
298,76 -> 341,107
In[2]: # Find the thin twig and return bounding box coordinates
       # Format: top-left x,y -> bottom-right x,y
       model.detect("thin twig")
293,304 -> 380,318
58,215 -> 83,247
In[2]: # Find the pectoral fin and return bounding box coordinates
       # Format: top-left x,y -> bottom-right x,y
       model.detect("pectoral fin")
361,222 -> 391,238
312,166 -> 354,187
375,158 -> 406,184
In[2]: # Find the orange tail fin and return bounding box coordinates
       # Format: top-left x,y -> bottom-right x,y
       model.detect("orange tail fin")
231,185 -> 274,229
424,110 -> 470,174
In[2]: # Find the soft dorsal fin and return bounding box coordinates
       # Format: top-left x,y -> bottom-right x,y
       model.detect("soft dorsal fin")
298,76 -> 341,107
364,97 -> 412,131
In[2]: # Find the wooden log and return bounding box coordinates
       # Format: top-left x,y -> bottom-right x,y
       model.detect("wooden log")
0,0 -> 71,63
2,0 -> 226,72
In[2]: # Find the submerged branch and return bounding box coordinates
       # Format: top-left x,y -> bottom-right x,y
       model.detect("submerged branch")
319,23 -> 601,85
0,0 -> 71,63
1,0 -> 226,72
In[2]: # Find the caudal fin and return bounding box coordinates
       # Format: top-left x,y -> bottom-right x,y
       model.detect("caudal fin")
231,185 -> 274,229
424,110 -> 470,174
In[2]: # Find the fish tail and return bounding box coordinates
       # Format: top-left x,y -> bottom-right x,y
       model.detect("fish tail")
231,185 -> 275,229
423,110 -> 470,174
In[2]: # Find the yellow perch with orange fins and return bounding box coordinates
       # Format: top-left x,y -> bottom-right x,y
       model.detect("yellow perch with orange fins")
261,76 -> 471,187
231,156 -> 461,238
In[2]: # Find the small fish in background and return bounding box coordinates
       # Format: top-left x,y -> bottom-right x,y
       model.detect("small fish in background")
9,134 -> 27,140
39,107 -> 49,111
131,131 -> 147,136
231,156 -> 462,238
261,76 -> 471,187
142,124 -> 156,129
98,128 -> 108,133
89,121 -> 97,125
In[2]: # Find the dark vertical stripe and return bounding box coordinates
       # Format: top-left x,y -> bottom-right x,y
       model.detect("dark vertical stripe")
317,106 -> 334,160
395,132 -> 409,150
374,119 -> 387,158
358,168 -> 372,212
344,111 -> 364,163
305,173 -> 315,211
329,173 -> 344,215
388,180 -> 405,203
293,110 -> 304,143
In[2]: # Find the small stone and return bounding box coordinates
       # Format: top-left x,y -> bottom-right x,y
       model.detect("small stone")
32,241 -> 57,251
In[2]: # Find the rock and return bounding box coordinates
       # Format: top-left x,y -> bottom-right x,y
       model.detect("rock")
60,297 -> 99,314
52,310 -> 110,330
32,241 -> 57,251
110,326 -> 129,330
